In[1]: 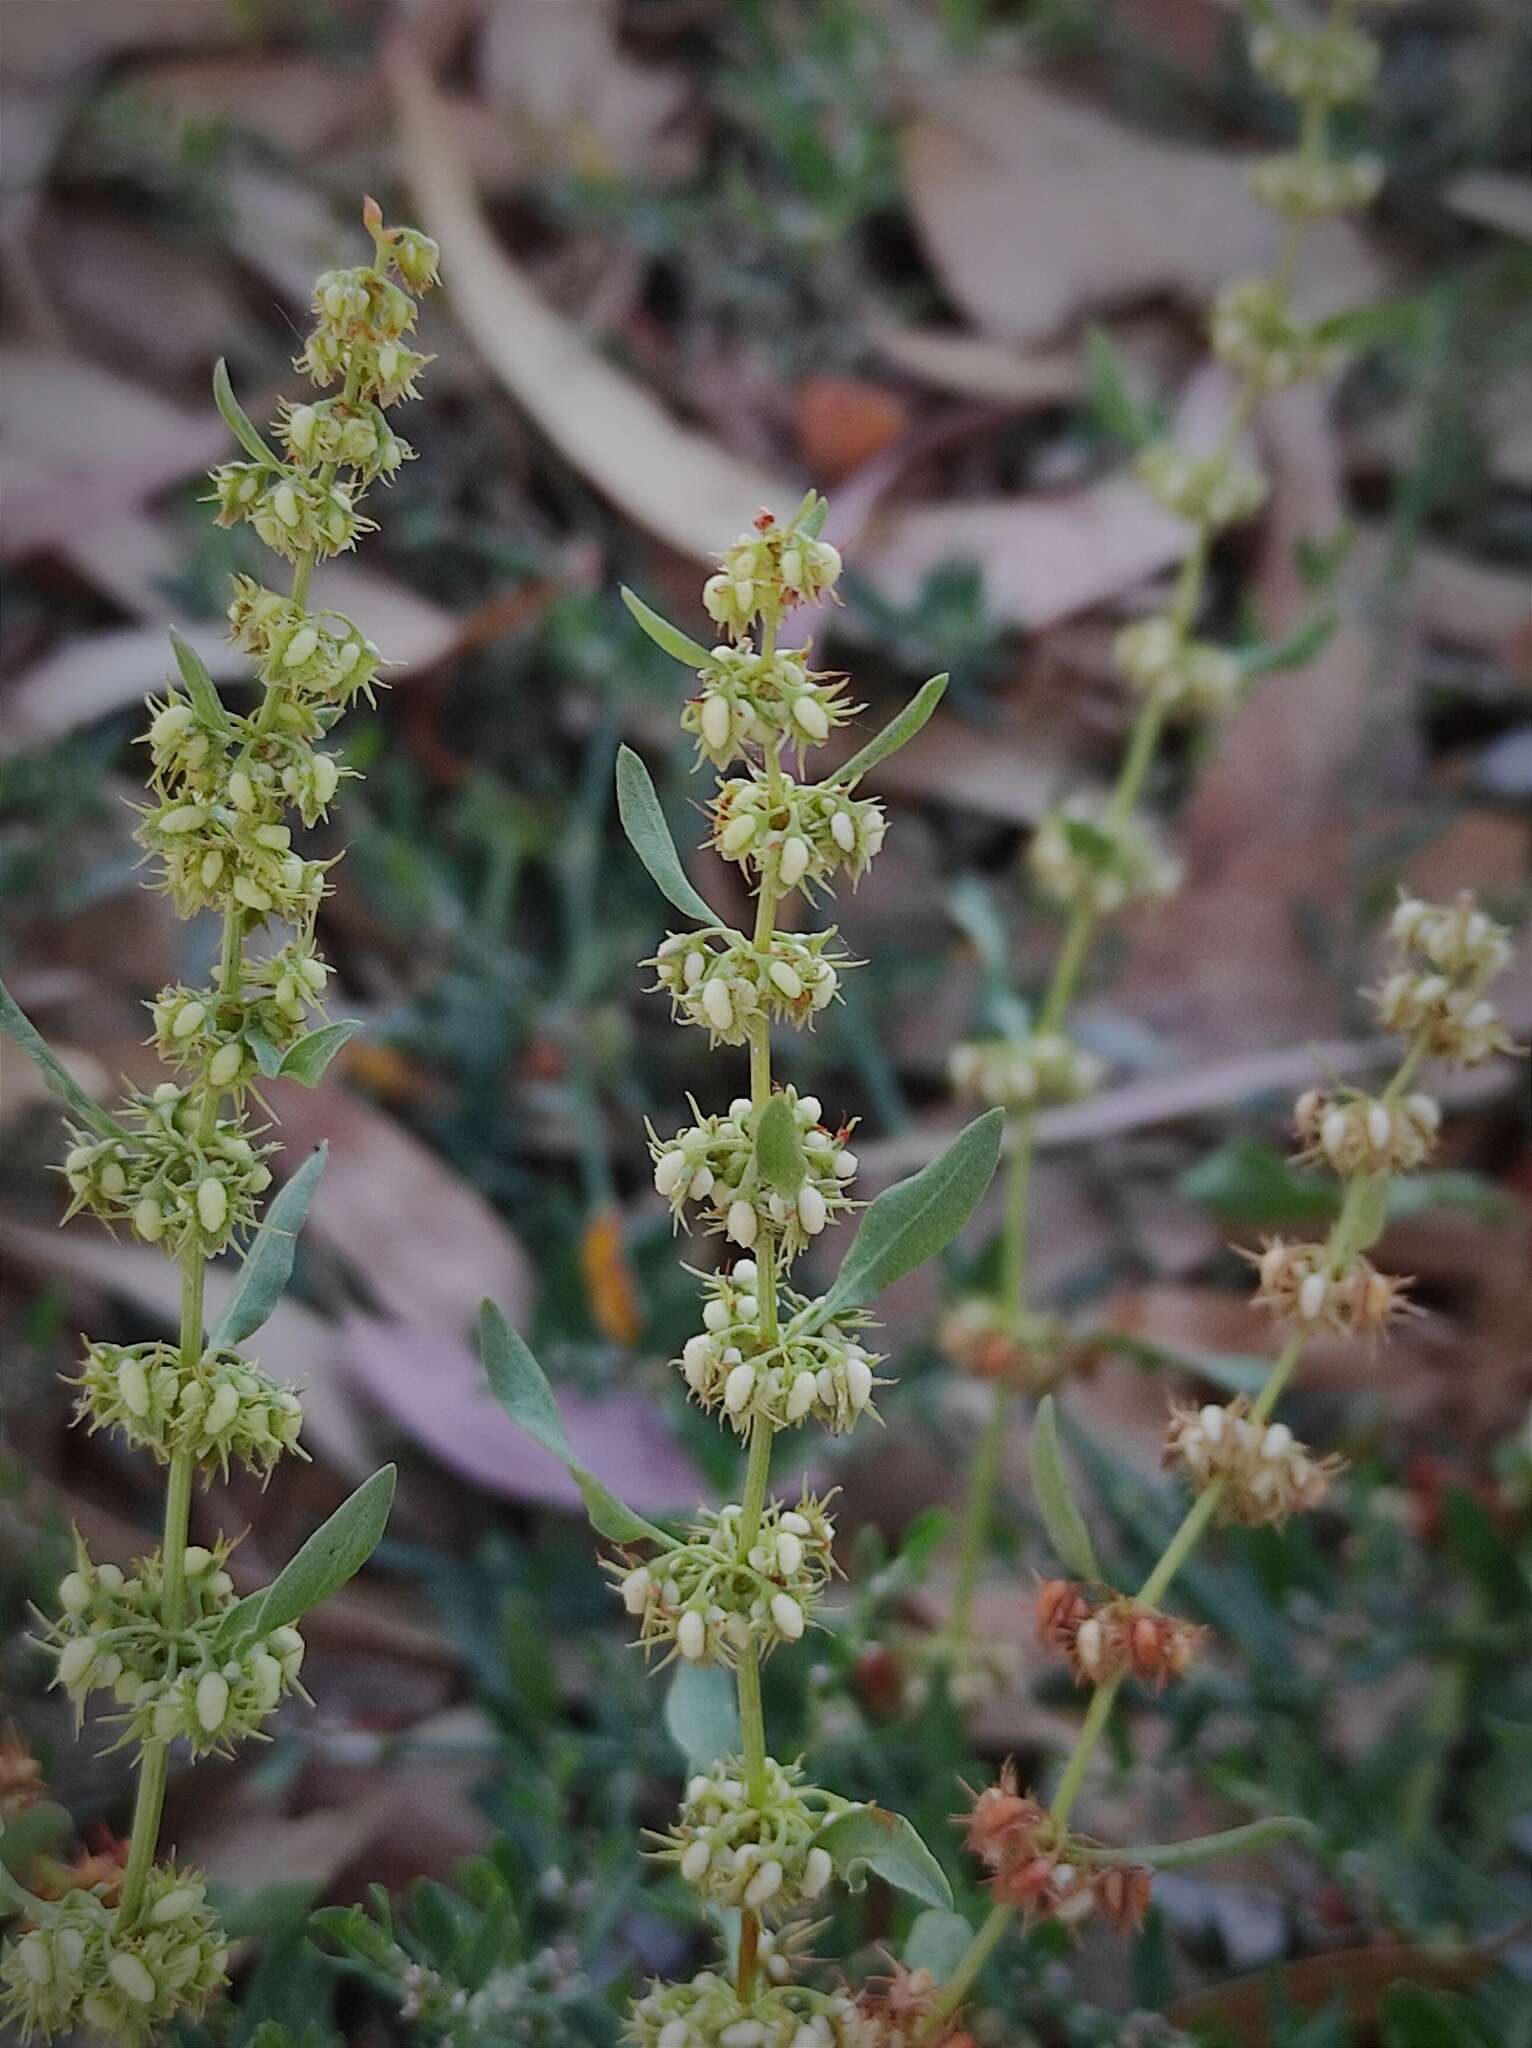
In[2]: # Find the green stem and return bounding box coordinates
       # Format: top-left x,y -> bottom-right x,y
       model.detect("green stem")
948,1385 -> 1009,1647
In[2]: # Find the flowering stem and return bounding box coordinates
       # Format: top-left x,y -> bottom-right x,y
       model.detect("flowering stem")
931,1023 -> 1426,2028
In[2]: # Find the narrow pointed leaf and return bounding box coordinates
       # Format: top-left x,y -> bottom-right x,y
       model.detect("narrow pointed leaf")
1236,609 -> 1338,678
1072,1815 -> 1316,1870
665,1665 -> 740,1776
755,1093 -> 805,1195
808,1109 -> 1003,1328
615,744 -> 727,929
817,1805 -> 953,1910
837,673 -> 948,784
620,586 -> 712,668
276,1020 -> 359,1087
1085,324 -> 1161,448
248,1464 -> 397,1636
213,1143 -> 327,1347
168,626 -> 232,730
479,1300 -> 675,1548
0,977 -> 129,1138
903,1909 -> 975,1983
1031,1395 -> 1099,1580
213,356 -> 281,465
793,491 -> 830,538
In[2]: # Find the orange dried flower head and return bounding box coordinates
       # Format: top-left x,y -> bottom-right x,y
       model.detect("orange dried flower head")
1034,1576 -> 1091,1658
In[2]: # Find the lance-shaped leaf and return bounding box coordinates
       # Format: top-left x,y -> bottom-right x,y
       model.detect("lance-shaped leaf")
615,744 -> 729,930
1235,609 -> 1338,678
817,1805 -> 953,1910
0,977 -> 129,1139
168,625 -> 232,730
1030,1394 -> 1099,1581
242,1464 -> 397,1638
804,1109 -> 1003,1330
1085,324 -> 1163,449
212,1143 -> 327,1348
665,1664 -> 741,1777
1071,1815 -> 1316,1870
836,672 -> 949,785
755,1092 -> 806,1195
621,586 -> 711,668
275,1020 -> 360,1088
789,489 -> 830,538
213,356 -> 281,466
903,1908 -> 975,1983
479,1301 -> 676,1549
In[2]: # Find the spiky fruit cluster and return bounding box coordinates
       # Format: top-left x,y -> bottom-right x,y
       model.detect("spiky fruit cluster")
650,1089 -> 858,1256
948,1031 -> 1104,1110
938,1299 -> 1086,1397
72,1339 -> 304,1477
650,929 -> 846,1044
1371,892 -> 1520,1067
0,1866 -> 226,2047
653,1755 -> 842,1917
44,1539 -> 306,1755
1034,1581 -> 1205,1689
683,644 -> 860,769
675,1263 -> 883,1435
1028,798 -> 1184,916
1164,1400 -> 1342,1526
612,1497 -> 836,1669
960,1765 -> 1151,1932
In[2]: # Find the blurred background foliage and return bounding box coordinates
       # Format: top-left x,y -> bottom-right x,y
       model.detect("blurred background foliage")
0,1 -> 1529,2042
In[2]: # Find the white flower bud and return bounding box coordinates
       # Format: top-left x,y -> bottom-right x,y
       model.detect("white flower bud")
792,695 -> 830,741
196,1671 -> 230,1732
681,1839 -> 712,1882
797,1184 -> 827,1235
724,1362 -> 756,1413
1075,1616 -> 1104,1678
654,1150 -> 688,1197
702,978 -> 735,1033
700,694 -> 732,753
769,960 -> 803,1001
17,1935 -> 51,1986
845,1357 -> 873,1410
778,836 -> 810,887
787,1370 -> 817,1421
776,1530 -> 803,1575
118,1358 -> 151,1418
803,1845 -> 833,1898
622,1566 -> 652,1615
1297,1272 -> 1328,1322
150,1884 -> 204,1924
197,1177 -> 228,1235
678,1610 -> 707,1662
58,1636 -> 97,1688
109,1953 -> 158,2005
745,1859 -> 784,1907
727,1199 -> 758,1248
771,1592 -> 805,1641
59,1571 -> 90,1614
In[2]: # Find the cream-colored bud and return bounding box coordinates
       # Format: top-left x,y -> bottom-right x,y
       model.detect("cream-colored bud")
776,1530 -> 803,1575
779,836 -> 810,887
746,1859 -> 784,1907
787,1370 -> 817,1421
1366,1104 -> 1391,1150
771,1592 -> 805,1640
109,1953 -> 158,2005
118,1358 -> 151,1418
58,1636 -> 97,1687
622,1566 -> 652,1615
700,694 -> 732,752
654,1151 -> 687,1197
151,1885 -> 204,1925
727,1199 -> 758,1248
721,814 -> 757,856
678,1610 -> 707,1662
209,1041 -> 244,1088
1297,1272 -> 1327,1322
769,960 -> 803,1001
17,1935 -> 51,1986
197,1670 -> 230,1732
792,695 -> 830,741
724,1361 -> 756,1413
681,1838 -> 712,1882
59,1571 -> 90,1614
197,1177 -> 229,1235
798,1184 -> 827,1234
205,1382 -> 239,1435
1075,1616 -> 1104,1678
830,809 -> 856,854
702,978 -> 735,1033
845,1357 -> 874,1410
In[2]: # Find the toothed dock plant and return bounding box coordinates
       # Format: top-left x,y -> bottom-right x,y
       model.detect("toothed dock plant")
942,0 -> 1397,1685
0,198 -> 441,2043
474,501 -> 1005,2045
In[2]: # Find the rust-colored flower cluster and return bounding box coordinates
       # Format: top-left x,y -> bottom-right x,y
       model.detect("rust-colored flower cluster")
850,1962 -> 976,2048
959,1763 -> 1152,1931
1034,1579 -> 1205,1689
1246,1238 -> 1416,1339
1164,1399 -> 1344,1526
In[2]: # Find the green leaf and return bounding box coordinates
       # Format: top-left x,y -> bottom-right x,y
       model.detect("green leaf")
247,1465 -> 396,1637
1381,1985 -> 1485,2048
478,1300 -> 675,1548
0,976 -> 129,1138
615,743 -> 727,928
1085,324 -> 1161,448
213,356 -> 281,465
902,1908 -> 974,1984
1236,609 -> 1338,678
246,1027 -> 286,1079
836,672 -> 949,784
665,1665 -> 740,1777
808,1109 -> 1003,1328
789,489 -> 829,538
1333,1169 -> 1390,1261
620,586 -> 711,668
0,1801 -> 70,1874
1030,1395 -> 1099,1581
167,626 -> 232,730
1073,1815 -> 1316,1870
276,1020 -> 359,1087
817,1805 -> 953,1910
755,1093 -> 806,1195
1313,294 -> 1431,354
1179,1138 -> 1337,1228
213,1144 -> 327,1348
